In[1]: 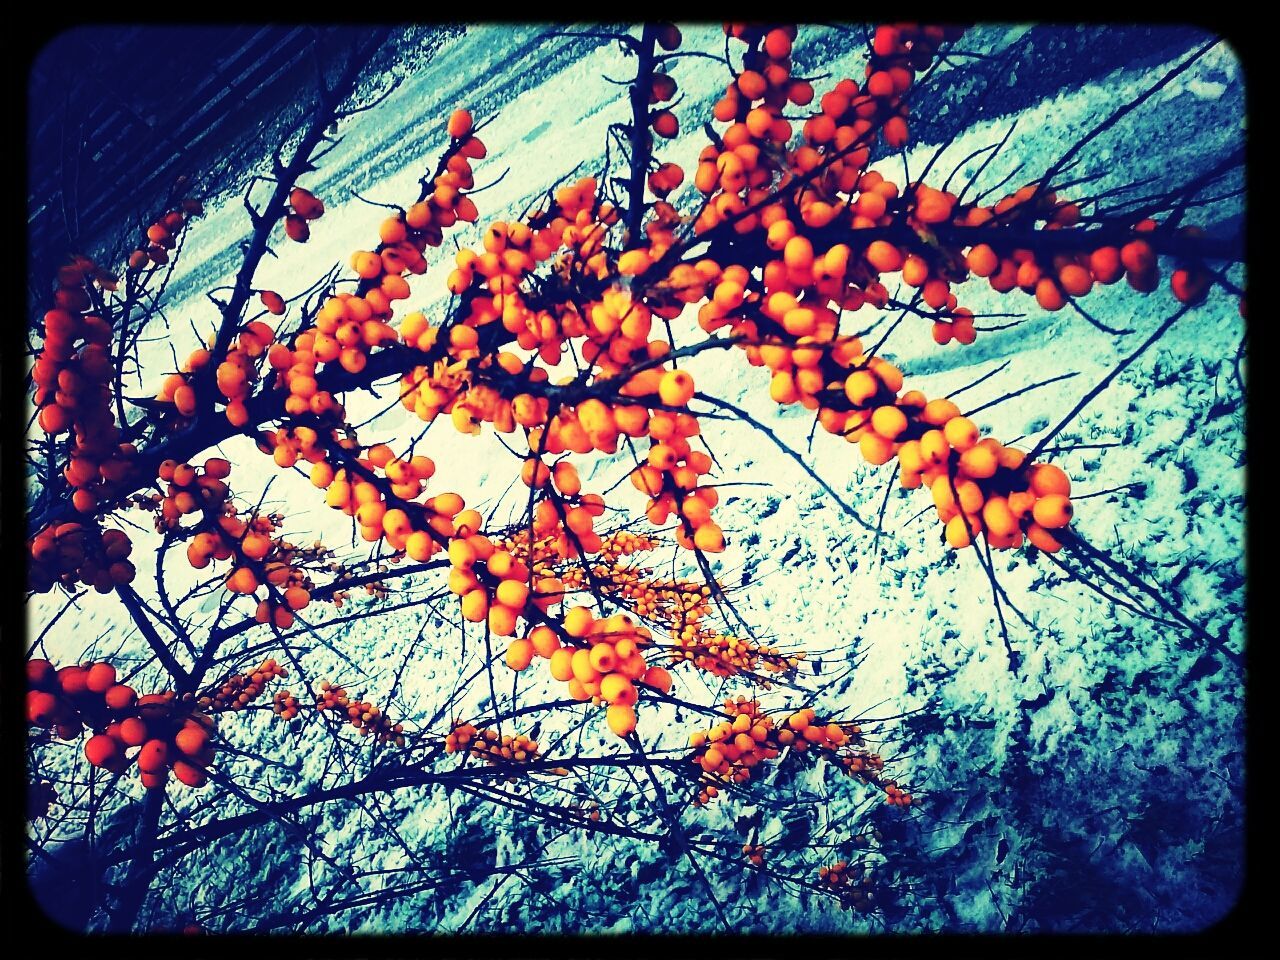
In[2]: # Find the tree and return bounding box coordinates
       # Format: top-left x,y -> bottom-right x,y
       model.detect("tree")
24,22 -> 1245,933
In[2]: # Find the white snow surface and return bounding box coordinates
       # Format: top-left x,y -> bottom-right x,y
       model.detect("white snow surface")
26,24 -> 1245,934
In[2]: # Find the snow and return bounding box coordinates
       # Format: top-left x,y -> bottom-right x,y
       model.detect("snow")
26,24 -> 1245,934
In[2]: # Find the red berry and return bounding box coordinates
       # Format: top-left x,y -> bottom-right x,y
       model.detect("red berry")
172,760 -> 208,788
104,684 -> 136,711
85,662 -> 117,693
27,690 -> 59,726
27,659 -> 56,689
174,725 -> 210,758
57,666 -> 89,696
138,739 -> 168,774
85,734 -> 119,767
118,717 -> 148,747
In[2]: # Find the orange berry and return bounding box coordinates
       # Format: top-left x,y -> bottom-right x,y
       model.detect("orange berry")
958,444 -> 998,479
589,643 -> 619,674
844,370 -> 879,406
1120,239 -> 1155,276
870,405 -> 907,440
942,416 -> 979,452
859,432 -> 896,466
606,703 -> 637,737
1089,247 -> 1123,284
571,648 -> 597,684
289,187 -> 324,220
284,586 -> 310,611
1027,463 -> 1071,497
259,290 -> 286,315
460,588 -> 490,622
549,648 -> 575,682
1058,264 -> 1093,297
552,461 -> 582,497
1032,493 -> 1073,529
496,579 -> 530,609
383,509 -> 412,539
521,458 -> 551,488
967,244 -> 998,277
284,214 -> 310,242
174,725 -> 210,757
563,606 -> 594,638
506,638 -> 535,671
448,109 -> 474,139
641,665 -> 672,694
1026,522 -> 1064,553
530,625 -> 561,658
658,370 -> 696,406
945,515 -> 973,548
982,497 -> 1019,538
104,684 -> 136,711
693,522 -> 725,553
1035,277 -> 1065,311
226,567 -> 258,594
353,252 -> 383,280
865,240 -> 903,273
600,673 -> 637,706
118,717 -> 148,746
651,110 -> 678,138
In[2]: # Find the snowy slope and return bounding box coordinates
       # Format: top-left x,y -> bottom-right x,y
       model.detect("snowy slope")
26,24 -> 1245,934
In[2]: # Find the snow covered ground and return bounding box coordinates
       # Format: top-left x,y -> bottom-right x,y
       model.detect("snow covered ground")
26,24 -> 1245,933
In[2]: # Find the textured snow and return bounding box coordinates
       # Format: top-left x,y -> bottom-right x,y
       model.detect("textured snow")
26,24 -> 1245,934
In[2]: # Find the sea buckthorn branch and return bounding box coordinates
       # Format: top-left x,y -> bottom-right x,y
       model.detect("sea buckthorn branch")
27,658 -> 219,790
200,658 -> 289,714
32,24 -> 1187,701
684,698 -> 904,808
24,42 -> 401,551
138,456 -> 326,634
116,454 -> 359,701
106,751 -> 696,872
109,196 -> 202,434
167,116 -> 500,587
24,26 -> 1233,547
667,630 -> 803,685
314,679 -> 405,745
205,33 -> 387,371
505,517 -> 807,691
815,857 -> 893,913
234,841 -> 576,934
492,517 -> 811,725
624,24 -> 662,247
30,176 -> 616,542
58,647 -> 858,925
694,390 -> 876,532
153,530 -> 204,660
26,22 -> 1245,931
202,557 -> 450,653
116,581 -> 191,685
629,28 -> 1238,346
202,657 -> 417,754
30,236 -> 158,554
638,193 -> 1176,560
22,45 -> 721,931
678,832 -> 894,917
203,586 -> 449,684
1025,36 -> 1220,227
444,721 -> 547,782
1052,526 -> 1241,668
627,22 -> 958,284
